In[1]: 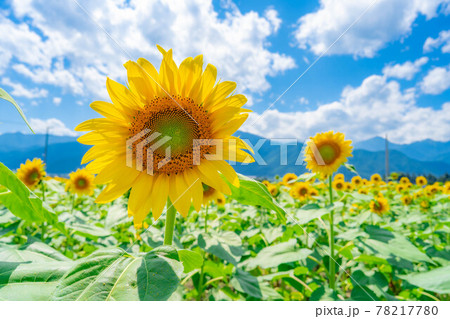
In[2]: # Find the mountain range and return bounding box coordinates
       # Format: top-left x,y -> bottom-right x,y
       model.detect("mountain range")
1,132 -> 449,179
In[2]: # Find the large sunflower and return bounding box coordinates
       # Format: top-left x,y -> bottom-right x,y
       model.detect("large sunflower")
17,158 -> 46,189
304,131 -> 352,178
67,169 -> 95,196
76,46 -> 253,227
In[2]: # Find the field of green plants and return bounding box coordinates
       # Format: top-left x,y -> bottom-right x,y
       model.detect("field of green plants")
1,162 -> 449,301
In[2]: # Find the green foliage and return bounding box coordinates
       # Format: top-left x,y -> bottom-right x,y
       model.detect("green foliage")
0,87 -> 33,132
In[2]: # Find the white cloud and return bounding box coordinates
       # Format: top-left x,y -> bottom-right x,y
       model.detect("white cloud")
382,57 -> 428,80
28,118 -> 77,136
242,74 -> 450,143
420,65 -> 450,94
424,29 -> 450,53
293,0 -> 449,58
1,77 -> 48,98
298,97 -> 309,105
0,0 -> 295,100
53,97 -> 62,106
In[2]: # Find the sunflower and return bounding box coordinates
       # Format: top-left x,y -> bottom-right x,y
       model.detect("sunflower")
390,172 -> 399,181
304,131 -> 352,178
369,196 -> 389,215
16,158 -> 46,189
420,199 -> 430,210
309,187 -> 319,197
290,182 -> 310,200
370,174 -> 382,184
202,183 -> 225,206
334,173 -> 345,181
282,173 -> 297,186
67,169 -> 95,196
267,184 -> 279,197
351,176 -> 362,187
358,188 -> 368,195
332,180 -> 345,191
396,184 -> 405,193
262,180 -> 271,187
415,176 -> 427,186
76,47 -> 253,227
444,183 -> 450,195
400,177 -> 410,185
345,182 -> 354,192
401,195 -> 412,206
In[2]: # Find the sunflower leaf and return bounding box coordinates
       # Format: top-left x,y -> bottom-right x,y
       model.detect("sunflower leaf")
0,87 -> 34,133
0,162 -> 57,224
344,163 -> 358,174
226,174 -> 287,223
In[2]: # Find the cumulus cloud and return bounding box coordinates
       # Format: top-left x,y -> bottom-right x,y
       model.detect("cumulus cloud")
293,0 -> 449,58
1,0 -> 295,101
424,30 -> 450,53
1,77 -> 48,98
420,65 -> 450,94
53,97 -> 62,106
382,57 -> 428,80
241,74 -> 450,143
28,118 -> 77,136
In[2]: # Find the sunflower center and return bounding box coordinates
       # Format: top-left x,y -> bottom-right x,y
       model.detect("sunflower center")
129,95 -> 213,175
317,143 -> 340,165
76,178 -> 87,189
28,170 -> 39,182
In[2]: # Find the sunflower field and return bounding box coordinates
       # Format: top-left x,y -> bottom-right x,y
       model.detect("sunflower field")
1,161 -> 449,301
1,48 -> 449,302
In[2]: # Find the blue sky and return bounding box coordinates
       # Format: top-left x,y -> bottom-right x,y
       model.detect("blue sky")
0,0 -> 449,143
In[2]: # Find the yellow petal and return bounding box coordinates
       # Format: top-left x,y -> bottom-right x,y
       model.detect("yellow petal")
196,161 -> 231,195
184,169 -> 203,212
128,173 -> 154,223
137,57 -> 161,96
213,114 -> 249,138
124,61 -> 156,103
211,160 -> 239,187
106,78 -> 141,113
201,63 -> 217,100
151,174 -> 169,220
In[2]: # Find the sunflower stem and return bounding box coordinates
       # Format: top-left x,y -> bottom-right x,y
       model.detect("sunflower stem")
40,181 -> 46,202
328,174 -> 336,290
164,198 -> 177,246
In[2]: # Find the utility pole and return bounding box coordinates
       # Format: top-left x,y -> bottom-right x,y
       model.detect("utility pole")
385,134 -> 389,181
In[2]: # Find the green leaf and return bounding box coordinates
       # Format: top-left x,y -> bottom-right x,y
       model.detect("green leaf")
0,87 -> 33,132
0,242 -> 70,263
198,231 -> 243,265
344,163 -> 358,174
226,174 -> 286,223
0,162 -> 56,224
230,268 -> 262,299
358,226 -> 433,264
243,239 -> 312,270
398,266 -> 450,294
178,249 -> 203,273
69,223 -> 112,239
52,248 -> 183,301
0,261 -> 73,301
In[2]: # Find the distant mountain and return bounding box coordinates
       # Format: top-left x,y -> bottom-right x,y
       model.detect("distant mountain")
354,137 -> 450,165
0,133 -> 76,153
1,132 -> 449,178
